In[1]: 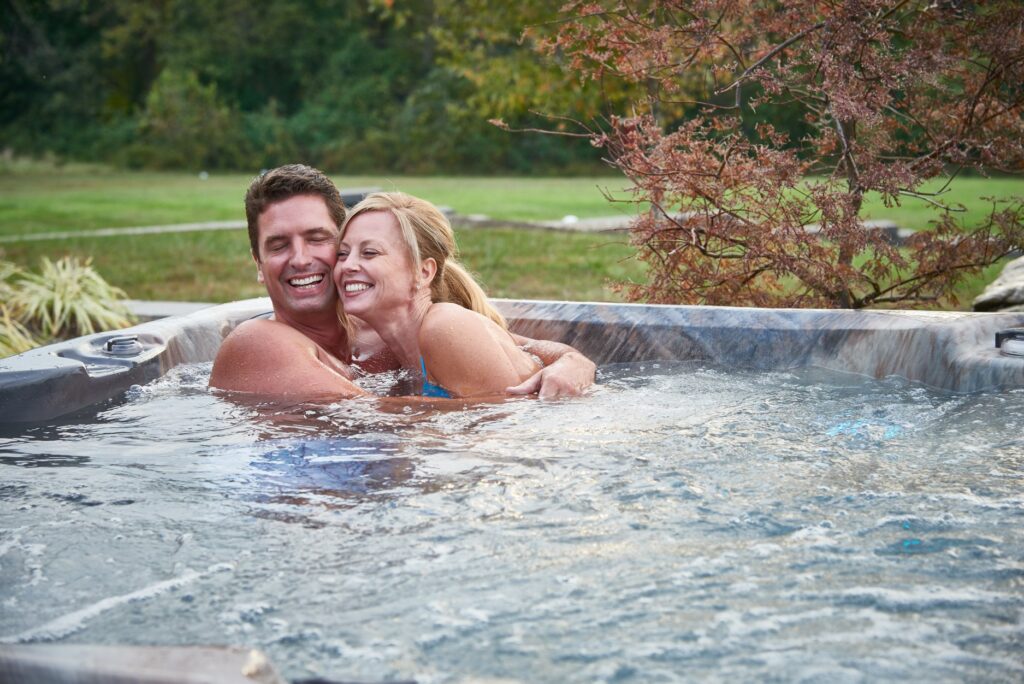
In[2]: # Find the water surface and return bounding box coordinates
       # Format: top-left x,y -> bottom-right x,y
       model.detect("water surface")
1,362 -> 1022,682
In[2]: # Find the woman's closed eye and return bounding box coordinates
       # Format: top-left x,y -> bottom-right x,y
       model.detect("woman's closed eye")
337,247 -> 380,259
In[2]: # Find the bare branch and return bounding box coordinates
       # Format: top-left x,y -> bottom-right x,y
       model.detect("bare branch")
716,21 -> 826,96
896,189 -> 965,212
488,117 -> 593,138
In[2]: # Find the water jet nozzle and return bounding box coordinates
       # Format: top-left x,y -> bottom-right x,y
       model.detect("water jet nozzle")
995,328 -> 1024,357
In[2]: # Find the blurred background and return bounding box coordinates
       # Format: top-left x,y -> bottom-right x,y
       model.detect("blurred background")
1,0 -> 1021,355
1,1 -> 612,174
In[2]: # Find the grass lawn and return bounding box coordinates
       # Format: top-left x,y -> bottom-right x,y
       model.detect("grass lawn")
0,164 -> 1020,306
858,176 -> 1023,231
0,169 -> 637,236
0,228 -> 643,303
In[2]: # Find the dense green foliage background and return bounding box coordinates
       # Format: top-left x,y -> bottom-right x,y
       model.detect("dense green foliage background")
1,0 -> 614,174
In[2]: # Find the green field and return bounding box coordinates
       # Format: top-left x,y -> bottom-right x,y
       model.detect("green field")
0,167 -> 646,303
0,165 -> 1020,306
0,169 -> 638,236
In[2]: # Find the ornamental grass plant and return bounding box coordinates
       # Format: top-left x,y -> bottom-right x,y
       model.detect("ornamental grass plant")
0,260 -> 23,300
0,262 -> 41,357
0,305 -> 38,358
0,256 -> 134,358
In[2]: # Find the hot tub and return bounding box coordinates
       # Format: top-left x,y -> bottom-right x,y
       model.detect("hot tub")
1,300 -> 1023,683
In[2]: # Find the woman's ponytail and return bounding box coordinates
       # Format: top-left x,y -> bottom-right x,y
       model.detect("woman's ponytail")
437,260 -> 507,329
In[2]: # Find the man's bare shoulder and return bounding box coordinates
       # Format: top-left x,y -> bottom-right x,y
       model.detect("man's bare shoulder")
209,319 -> 360,398
220,317 -> 316,351
209,319 -> 315,391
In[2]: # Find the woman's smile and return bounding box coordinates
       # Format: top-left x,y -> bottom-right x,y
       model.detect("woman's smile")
334,209 -> 419,320
343,281 -> 372,293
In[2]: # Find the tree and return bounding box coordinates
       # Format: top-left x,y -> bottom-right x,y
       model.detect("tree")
538,0 -> 1024,308
0,0 -> 611,173
130,68 -> 249,169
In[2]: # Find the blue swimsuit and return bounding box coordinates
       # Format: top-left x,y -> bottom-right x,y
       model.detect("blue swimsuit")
420,357 -> 451,398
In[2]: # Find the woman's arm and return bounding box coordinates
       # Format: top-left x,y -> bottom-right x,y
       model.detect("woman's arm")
419,304 -> 540,397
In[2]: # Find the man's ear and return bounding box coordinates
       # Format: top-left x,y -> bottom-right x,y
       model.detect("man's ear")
253,251 -> 264,283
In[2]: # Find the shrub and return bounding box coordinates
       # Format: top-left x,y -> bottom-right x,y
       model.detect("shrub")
0,262 -> 41,357
7,256 -> 135,340
0,260 -> 23,301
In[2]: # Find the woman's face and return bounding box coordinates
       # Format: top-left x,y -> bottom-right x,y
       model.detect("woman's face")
334,210 -> 421,321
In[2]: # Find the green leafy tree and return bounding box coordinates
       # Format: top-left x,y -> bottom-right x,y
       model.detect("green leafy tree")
130,68 -> 250,169
426,0 -> 630,167
0,0 -> 128,158
0,0 -> 613,172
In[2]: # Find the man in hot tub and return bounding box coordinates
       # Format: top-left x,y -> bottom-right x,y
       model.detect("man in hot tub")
209,164 -> 595,399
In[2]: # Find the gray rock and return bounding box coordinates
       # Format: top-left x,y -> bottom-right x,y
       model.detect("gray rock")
973,256 -> 1024,312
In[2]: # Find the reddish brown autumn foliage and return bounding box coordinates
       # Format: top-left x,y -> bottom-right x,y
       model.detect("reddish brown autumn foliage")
539,0 -> 1024,308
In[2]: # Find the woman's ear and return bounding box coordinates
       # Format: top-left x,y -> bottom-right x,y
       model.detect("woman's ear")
419,257 -> 438,287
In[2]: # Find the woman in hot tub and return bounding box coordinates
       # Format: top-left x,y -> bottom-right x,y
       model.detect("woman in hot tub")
334,192 -> 541,398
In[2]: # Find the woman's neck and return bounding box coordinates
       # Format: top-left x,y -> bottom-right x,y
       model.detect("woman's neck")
363,292 -> 433,370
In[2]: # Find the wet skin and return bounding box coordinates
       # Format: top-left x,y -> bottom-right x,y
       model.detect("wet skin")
210,195 -> 596,399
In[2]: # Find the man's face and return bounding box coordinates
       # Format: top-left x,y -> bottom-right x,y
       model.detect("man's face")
254,194 -> 340,325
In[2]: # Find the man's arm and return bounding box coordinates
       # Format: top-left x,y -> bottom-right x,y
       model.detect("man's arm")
209,319 -> 365,399
507,333 -> 596,399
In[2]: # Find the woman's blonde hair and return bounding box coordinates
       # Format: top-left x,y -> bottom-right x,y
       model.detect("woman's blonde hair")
341,192 -> 507,329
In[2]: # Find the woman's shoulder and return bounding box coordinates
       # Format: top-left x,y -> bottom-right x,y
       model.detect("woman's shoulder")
419,303 -> 491,335
419,305 -> 503,348
427,301 -> 479,318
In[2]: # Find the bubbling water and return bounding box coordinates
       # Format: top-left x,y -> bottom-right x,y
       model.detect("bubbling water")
1,362 -> 1022,683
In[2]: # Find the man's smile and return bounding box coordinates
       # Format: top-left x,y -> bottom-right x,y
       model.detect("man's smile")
288,273 -> 326,289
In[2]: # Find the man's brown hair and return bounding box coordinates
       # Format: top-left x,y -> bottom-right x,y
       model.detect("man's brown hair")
244,164 -> 346,258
